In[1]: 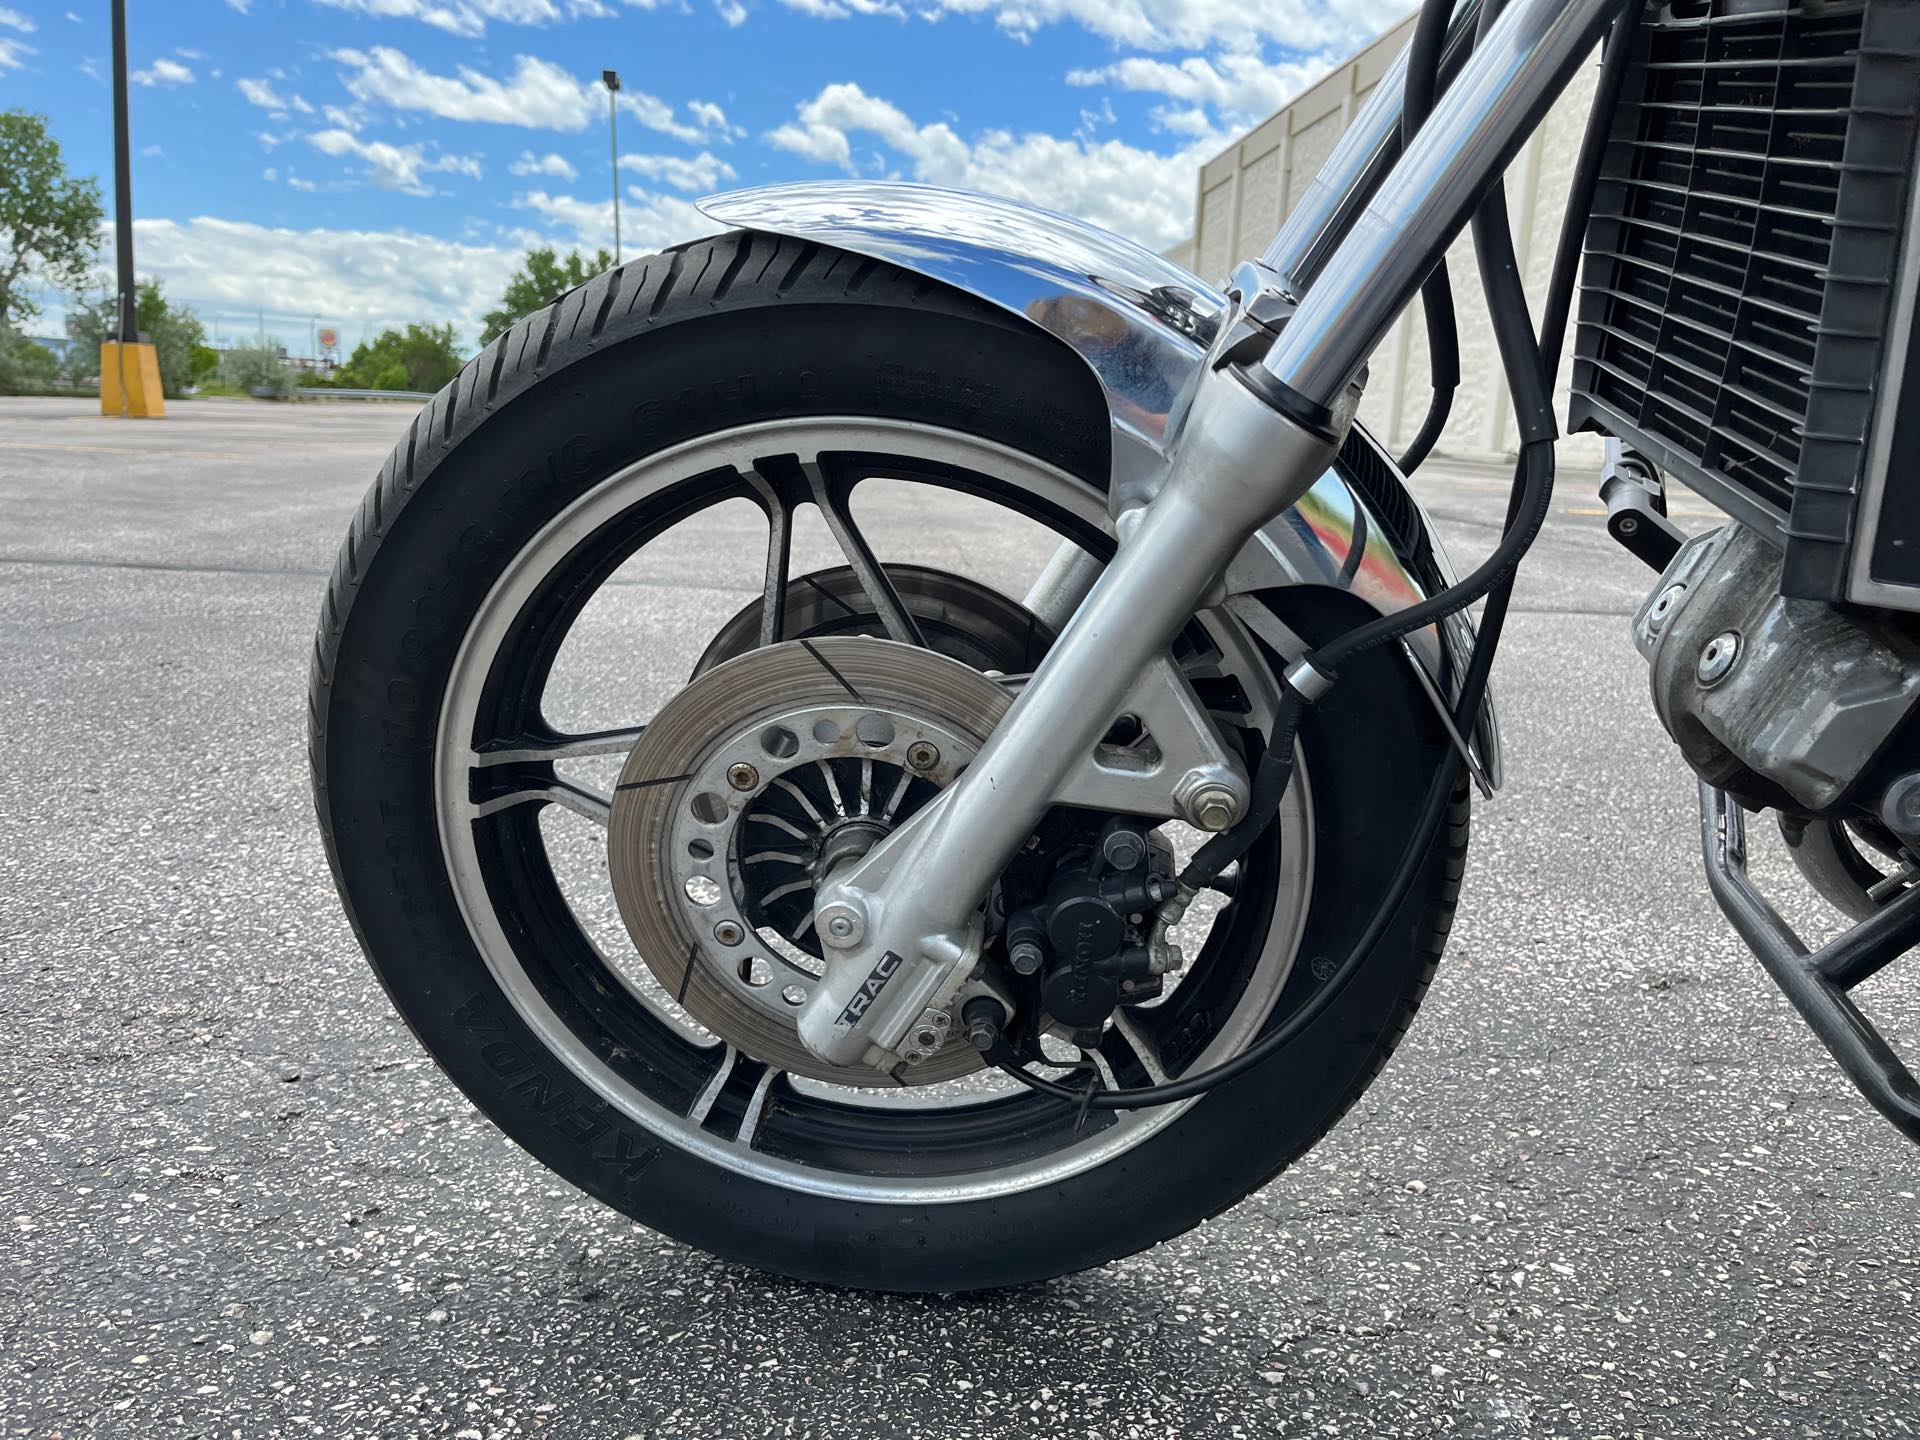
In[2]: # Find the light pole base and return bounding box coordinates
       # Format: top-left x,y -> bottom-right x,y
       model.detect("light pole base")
99,342 -> 165,418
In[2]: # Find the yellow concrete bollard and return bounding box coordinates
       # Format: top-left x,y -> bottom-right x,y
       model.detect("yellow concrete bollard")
99,341 -> 166,418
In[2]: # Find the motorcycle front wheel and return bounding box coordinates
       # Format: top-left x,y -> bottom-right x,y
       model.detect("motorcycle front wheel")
309,230 -> 1469,1292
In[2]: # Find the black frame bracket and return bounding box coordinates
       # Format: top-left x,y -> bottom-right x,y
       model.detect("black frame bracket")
1699,782 -> 1920,1143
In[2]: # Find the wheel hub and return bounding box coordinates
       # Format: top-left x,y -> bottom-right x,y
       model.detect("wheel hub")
607,636 -> 1011,1086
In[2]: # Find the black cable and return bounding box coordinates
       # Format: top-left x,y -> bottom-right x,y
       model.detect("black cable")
990,1 -> 1614,1113
1395,0 -> 1462,476
1182,689 -> 1302,891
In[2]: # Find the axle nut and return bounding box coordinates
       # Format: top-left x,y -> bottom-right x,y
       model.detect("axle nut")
1186,783 -> 1240,833
816,902 -> 865,948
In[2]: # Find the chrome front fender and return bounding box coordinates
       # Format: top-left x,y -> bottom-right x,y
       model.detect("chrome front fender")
698,181 -> 1500,787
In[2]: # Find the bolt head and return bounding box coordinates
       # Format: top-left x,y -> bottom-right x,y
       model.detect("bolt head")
1618,515 -> 1640,536
1189,785 -> 1239,832
1008,939 -> 1044,976
726,762 -> 759,792
1648,584 -> 1685,634
1102,830 -> 1146,871
712,920 -> 744,947
1697,630 -> 1740,686
816,902 -> 863,948
905,741 -> 940,772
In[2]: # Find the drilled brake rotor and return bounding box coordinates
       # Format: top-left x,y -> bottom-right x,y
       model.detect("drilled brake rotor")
607,636 -> 1012,1086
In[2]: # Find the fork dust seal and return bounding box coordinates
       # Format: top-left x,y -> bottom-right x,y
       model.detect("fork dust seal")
1699,783 -> 1920,1144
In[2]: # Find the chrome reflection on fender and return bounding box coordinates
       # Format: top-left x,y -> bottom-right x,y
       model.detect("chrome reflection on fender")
697,180 -> 1499,788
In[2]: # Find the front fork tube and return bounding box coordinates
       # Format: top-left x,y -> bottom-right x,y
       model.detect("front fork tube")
794,0 -> 1626,1070
796,372 -> 1339,1070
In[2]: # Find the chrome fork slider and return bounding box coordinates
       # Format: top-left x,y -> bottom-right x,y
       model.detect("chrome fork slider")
797,373 -> 1337,1070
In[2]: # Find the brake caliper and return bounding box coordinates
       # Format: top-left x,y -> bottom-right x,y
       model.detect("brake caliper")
1000,817 -> 1186,1038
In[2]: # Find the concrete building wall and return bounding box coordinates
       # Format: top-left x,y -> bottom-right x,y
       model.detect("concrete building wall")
1183,18 -> 1604,463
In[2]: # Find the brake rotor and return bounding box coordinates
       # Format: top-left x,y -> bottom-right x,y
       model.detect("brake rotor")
608,636 -> 1011,1086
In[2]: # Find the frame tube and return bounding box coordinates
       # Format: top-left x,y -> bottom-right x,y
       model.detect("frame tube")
1260,0 -> 1624,406
1262,0 -> 1484,294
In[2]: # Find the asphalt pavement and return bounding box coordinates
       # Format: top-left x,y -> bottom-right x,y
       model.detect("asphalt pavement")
2,396 -> 1916,1438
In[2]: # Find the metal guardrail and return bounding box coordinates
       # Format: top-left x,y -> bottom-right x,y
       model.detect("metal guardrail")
249,386 -> 434,402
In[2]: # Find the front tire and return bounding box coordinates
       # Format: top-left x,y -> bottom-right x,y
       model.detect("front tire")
309,231 -> 1469,1291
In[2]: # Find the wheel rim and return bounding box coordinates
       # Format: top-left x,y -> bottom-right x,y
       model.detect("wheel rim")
434,416 -> 1313,1203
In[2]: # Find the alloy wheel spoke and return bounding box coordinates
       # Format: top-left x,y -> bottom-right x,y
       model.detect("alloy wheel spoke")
471,724 -> 648,767
470,771 -> 612,827
686,1047 -> 780,1149
801,457 -> 929,648
1105,1010 -> 1171,1086
740,469 -> 795,649
686,1044 -> 740,1127
731,1066 -> 781,1150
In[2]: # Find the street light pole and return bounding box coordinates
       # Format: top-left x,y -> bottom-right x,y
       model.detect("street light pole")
109,0 -> 138,344
104,0 -> 161,416
602,69 -> 622,264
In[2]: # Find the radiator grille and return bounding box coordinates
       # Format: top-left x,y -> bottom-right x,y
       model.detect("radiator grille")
1570,0 -> 1920,598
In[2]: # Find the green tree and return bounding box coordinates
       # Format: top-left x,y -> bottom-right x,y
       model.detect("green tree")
480,246 -> 613,345
67,277 -> 207,398
219,339 -> 299,397
335,323 -> 462,392
0,111 -> 105,327
0,325 -> 61,390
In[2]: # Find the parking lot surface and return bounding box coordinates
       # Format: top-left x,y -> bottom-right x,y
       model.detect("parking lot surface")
3,396 -> 1917,1438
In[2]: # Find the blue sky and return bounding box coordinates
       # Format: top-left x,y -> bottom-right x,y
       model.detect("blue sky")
1,0 -> 1404,351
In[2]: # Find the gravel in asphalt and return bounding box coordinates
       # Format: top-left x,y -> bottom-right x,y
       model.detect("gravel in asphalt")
2,396 -> 1916,1438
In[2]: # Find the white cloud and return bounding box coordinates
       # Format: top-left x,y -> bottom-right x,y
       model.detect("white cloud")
767,81 -> 1217,250
514,187 -> 718,254
617,90 -> 705,144
307,128 -> 484,195
510,150 -> 579,180
0,7 -> 34,33
619,150 -> 735,193
1151,103 -> 1214,136
127,215 -> 526,347
784,0 -> 1401,54
224,0 -> 251,11
238,76 -> 316,114
314,0 -> 623,35
132,56 -> 195,86
0,36 -> 28,69
329,46 -> 716,143
1067,49 -> 1337,124
687,99 -> 740,138
781,0 -> 904,16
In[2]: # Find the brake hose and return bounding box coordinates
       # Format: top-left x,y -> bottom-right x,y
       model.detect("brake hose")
988,0 -> 1592,1112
